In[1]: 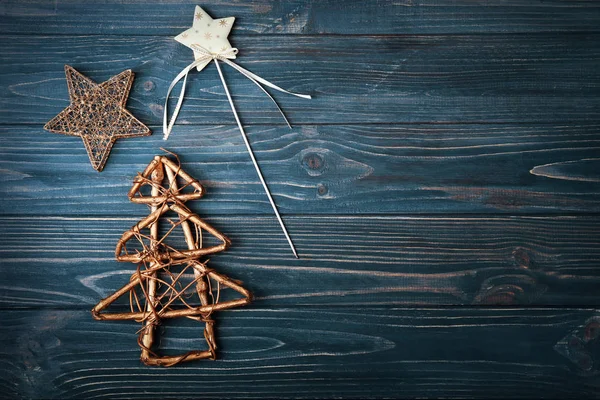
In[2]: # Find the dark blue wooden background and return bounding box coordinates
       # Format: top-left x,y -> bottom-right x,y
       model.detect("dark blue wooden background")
1,1 -> 600,398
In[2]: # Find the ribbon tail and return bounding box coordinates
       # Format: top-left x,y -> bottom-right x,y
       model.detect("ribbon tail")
163,71 -> 189,140
163,58 -> 210,140
164,50 -> 311,140
219,60 -> 292,129
222,59 -> 311,128
222,59 -> 311,100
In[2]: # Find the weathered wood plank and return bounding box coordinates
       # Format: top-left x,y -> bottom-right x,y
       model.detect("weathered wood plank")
1,0 -> 600,35
1,1 -> 599,399
2,124 -> 600,215
1,308 -> 598,399
1,216 -> 600,307
2,34 -> 599,125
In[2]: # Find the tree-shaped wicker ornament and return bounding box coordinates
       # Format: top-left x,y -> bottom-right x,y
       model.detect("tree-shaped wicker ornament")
92,153 -> 252,367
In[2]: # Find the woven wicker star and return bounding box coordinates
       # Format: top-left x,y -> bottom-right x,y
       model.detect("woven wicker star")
44,65 -> 151,171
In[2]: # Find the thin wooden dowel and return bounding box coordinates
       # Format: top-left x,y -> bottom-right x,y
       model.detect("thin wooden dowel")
140,157 -> 163,362
143,350 -> 214,367
214,59 -> 298,258
165,165 -> 217,354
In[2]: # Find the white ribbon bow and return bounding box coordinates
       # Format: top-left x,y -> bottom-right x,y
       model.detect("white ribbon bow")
163,45 -> 311,258
163,45 -> 311,140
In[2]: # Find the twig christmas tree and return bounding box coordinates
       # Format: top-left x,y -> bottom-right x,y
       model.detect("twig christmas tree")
92,153 -> 252,367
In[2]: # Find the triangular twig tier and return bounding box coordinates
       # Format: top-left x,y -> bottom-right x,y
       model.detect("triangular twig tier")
128,155 -> 205,204
115,201 -> 231,263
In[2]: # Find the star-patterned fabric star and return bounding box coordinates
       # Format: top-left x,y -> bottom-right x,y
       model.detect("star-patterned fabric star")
174,5 -> 236,72
44,65 -> 151,171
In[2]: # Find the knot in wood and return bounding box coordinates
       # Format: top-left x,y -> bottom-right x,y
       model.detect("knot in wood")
301,152 -> 325,176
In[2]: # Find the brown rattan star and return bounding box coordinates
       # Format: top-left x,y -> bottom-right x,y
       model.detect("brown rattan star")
44,65 -> 151,171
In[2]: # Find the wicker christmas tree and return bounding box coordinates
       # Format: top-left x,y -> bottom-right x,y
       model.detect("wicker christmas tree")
92,154 -> 252,367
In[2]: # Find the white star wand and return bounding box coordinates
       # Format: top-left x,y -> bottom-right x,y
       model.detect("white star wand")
164,6 -> 311,258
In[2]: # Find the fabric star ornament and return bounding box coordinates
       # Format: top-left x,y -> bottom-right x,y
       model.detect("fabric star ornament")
165,5 -> 313,258
44,65 -> 151,172
174,5 -> 235,72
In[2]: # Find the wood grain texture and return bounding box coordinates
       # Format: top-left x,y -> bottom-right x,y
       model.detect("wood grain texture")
1,0 -> 600,35
530,158 -> 600,182
3,124 -> 600,215
2,34 -> 600,125
1,216 -> 600,307
1,0 -> 600,398
1,308 -> 598,399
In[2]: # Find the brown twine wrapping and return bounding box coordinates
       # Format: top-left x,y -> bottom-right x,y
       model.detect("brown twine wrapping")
92,151 -> 252,367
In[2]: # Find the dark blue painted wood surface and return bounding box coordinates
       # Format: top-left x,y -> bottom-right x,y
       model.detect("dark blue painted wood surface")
1,0 -> 600,398
3,35 -> 600,125
2,124 -> 600,215
2,0 -> 600,35
1,216 -> 600,307
2,308 -> 599,399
